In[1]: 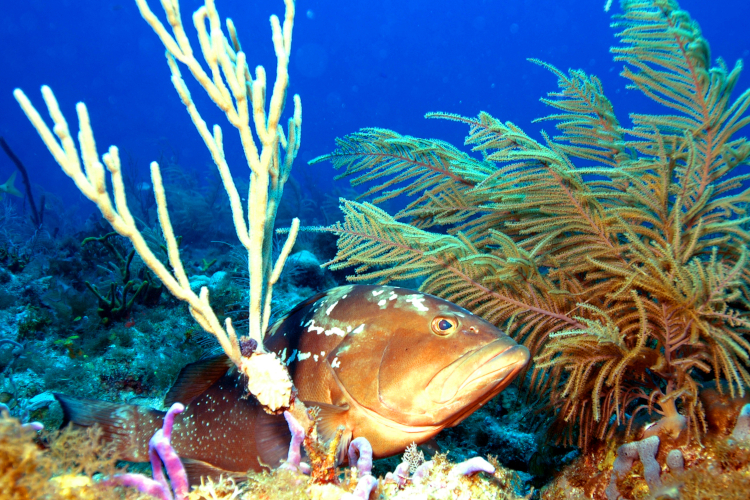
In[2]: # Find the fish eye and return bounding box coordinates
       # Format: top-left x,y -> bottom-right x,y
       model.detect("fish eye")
431,316 -> 458,336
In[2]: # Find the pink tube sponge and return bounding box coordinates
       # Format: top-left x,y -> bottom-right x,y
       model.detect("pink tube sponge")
666,449 -> 684,473
605,435 -> 661,500
101,403 -> 188,500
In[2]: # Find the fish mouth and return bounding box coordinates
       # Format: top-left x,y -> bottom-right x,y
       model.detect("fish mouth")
425,339 -> 530,406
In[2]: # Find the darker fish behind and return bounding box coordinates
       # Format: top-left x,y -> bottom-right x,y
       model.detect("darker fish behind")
56,285 -> 530,481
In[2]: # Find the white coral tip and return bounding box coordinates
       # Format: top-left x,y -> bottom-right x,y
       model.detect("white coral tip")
240,352 -> 293,412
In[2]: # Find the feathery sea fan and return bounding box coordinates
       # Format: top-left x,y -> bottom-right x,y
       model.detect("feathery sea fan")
311,0 -> 750,449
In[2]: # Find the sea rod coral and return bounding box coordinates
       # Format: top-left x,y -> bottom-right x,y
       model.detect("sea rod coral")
14,0 -> 306,420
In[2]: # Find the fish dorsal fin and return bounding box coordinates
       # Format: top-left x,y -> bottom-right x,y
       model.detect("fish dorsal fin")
164,355 -> 233,406
266,289 -> 330,335
305,401 -> 351,465
181,458 -> 247,486
254,409 -> 293,469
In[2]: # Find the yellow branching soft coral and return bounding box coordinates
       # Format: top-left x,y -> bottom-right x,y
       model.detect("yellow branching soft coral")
14,0 -> 304,416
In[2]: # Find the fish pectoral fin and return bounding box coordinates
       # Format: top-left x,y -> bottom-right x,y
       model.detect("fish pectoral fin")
255,409 -> 293,469
181,458 -> 248,486
304,400 -> 350,452
306,400 -> 352,467
337,430 -> 353,466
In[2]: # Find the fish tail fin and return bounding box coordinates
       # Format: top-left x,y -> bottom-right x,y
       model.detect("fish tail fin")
55,393 -> 164,462
2,171 -> 22,197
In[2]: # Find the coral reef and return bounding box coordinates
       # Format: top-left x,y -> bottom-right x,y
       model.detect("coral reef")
541,401 -> 750,499
1,0 -> 748,498
1,396 -> 526,500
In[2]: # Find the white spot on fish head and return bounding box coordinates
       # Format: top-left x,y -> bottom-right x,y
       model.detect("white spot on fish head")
437,302 -> 469,317
313,354 -> 319,362
331,357 -> 341,368
352,324 -> 365,334
325,326 -> 346,337
326,300 -> 339,316
305,319 -> 325,335
377,299 -> 386,307
372,289 -> 384,296
298,351 -> 312,361
405,294 -> 429,312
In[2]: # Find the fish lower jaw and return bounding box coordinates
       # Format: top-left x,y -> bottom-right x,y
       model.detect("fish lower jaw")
457,362 -> 518,396
430,365 -> 519,414
457,346 -> 529,394
427,344 -> 530,404
438,357 -> 528,428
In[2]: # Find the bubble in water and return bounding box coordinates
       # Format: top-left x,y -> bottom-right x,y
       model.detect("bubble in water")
294,43 -> 328,78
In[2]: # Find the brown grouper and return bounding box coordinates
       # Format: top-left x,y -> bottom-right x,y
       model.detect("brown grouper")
55,285 -> 530,481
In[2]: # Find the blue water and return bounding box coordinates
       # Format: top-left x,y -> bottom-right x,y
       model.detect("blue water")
1,0 -> 748,216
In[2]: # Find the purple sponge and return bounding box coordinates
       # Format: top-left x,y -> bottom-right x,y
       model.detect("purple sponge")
102,403 -> 189,500
605,435 -> 661,500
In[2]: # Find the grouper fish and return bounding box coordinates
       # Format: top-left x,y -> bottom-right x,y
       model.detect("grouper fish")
55,284 -> 530,481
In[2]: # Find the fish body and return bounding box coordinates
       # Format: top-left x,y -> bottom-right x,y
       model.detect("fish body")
56,285 -> 529,479
266,284 -> 530,457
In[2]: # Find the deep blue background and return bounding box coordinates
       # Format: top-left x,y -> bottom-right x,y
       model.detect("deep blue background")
1,0 -> 748,219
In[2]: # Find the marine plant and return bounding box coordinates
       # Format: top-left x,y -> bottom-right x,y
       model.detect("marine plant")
82,231 -> 163,325
16,305 -> 53,341
0,409 -> 136,500
0,245 -> 31,274
311,0 -> 750,449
